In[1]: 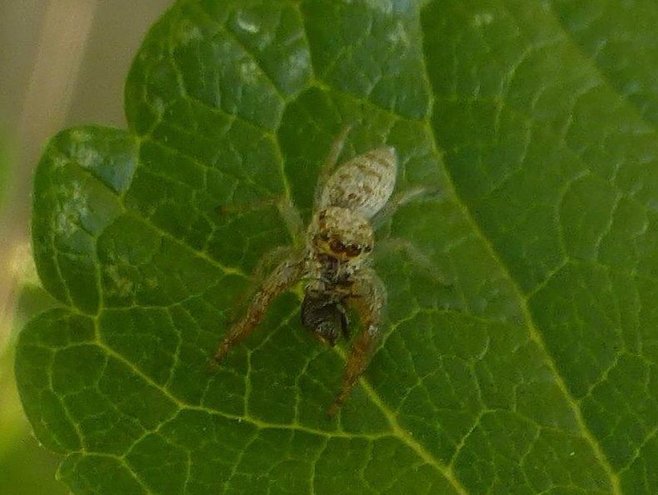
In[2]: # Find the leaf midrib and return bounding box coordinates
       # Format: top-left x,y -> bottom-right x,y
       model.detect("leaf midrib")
418,1 -> 628,492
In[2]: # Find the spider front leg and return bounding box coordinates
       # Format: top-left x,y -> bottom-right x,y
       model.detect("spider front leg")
328,268 -> 387,416
212,252 -> 304,364
372,185 -> 443,229
216,196 -> 304,247
313,124 -> 352,209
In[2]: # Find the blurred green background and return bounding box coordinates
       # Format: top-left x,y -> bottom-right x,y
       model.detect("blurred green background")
0,1 -> 171,492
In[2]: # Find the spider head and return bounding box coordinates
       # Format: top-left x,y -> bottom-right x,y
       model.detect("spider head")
301,293 -> 349,346
311,206 -> 374,263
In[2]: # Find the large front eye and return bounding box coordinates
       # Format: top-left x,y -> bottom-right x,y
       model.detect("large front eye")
329,239 -> 345,253
345,244 -> 361,257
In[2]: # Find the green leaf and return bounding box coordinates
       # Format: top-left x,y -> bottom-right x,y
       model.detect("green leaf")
16,0 -> 658,493
0,303 -> 66,495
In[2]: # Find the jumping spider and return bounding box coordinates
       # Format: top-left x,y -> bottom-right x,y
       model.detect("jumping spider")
213,127 -> 417,416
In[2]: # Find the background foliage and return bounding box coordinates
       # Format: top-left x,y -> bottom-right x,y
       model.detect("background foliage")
16,0 -> 658,493
0,134 -> 64,493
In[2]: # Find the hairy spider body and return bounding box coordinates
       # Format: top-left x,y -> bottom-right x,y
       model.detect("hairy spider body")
213,132 -> 397,415
319,148 -> 397,218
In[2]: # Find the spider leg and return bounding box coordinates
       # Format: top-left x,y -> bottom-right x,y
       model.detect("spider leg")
276,197 -> 304,245
228,245 -> 299,322
314,124 -> 353,209
371,186 -> 443,229
215,195 -> 281,216
328,268 -> 386,416
212,252 -> 304,364
216,196 -> 304,246
376,237 -> 453,287
250,245 -> 299,283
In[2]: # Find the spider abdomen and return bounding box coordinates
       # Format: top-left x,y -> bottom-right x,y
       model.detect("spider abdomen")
319,146 -> 397,219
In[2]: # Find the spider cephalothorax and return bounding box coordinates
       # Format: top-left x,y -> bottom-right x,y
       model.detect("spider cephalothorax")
213,129 -> 400,415
311,206 -> 373,261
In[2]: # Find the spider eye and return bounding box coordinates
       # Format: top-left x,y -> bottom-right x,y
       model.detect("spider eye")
319,232 -> 330,242
345,244 -> 361,257
329,239 -> 345,253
